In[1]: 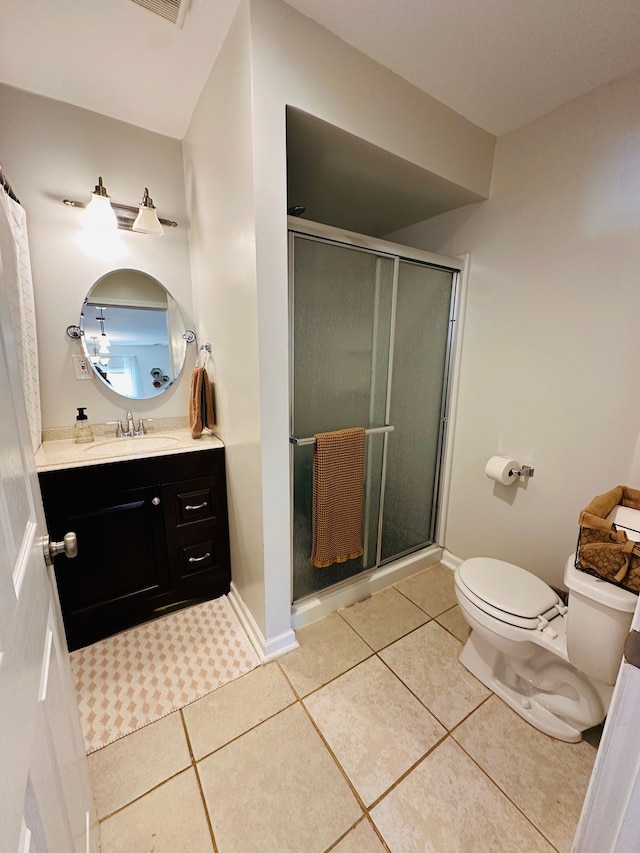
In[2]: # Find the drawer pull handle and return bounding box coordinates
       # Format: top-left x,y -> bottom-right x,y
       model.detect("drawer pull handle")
188,552 -> 211,563
185,501 -> 208,511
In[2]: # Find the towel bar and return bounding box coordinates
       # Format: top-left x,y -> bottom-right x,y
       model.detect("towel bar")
289,425 -> 395,446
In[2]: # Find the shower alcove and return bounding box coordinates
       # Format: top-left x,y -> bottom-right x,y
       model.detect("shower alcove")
286,108 -> 476,625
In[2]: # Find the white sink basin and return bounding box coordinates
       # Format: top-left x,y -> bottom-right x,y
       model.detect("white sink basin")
83,435 -> 180,456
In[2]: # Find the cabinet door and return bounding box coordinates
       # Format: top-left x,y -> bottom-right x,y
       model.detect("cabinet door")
50,485 -> 170,650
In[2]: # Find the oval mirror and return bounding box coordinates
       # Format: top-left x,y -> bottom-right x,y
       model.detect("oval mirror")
80,269 -> 188,400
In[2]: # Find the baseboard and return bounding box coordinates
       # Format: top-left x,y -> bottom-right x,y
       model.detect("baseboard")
291,544 -> 444,630
440,549 -> 462,571
227,584 -> 299,662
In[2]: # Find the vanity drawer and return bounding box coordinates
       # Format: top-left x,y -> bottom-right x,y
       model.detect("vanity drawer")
180,539 -> 216,576
175,485 -> 214,524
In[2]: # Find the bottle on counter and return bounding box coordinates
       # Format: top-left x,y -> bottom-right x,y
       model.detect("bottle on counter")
74,407 -> 94,443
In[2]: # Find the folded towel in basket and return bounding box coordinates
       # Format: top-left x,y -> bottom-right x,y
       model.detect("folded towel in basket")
311,428 -> 366,568
189,366 -> 215,438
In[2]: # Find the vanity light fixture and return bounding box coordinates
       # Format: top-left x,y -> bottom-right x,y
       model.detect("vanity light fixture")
64,177 -> 177,234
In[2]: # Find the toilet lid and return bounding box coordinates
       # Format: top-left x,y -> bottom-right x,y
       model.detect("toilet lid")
457,557 -> 560,626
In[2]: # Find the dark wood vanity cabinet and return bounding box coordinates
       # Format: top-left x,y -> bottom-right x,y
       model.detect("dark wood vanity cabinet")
38,448 -> 231,651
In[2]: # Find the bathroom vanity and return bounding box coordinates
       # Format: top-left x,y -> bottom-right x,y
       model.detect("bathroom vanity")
37,433 -> 230,651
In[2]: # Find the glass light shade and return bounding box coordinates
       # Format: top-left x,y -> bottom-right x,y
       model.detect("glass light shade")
84,192 -> 118,231
132,205 -> 164,236
98,333 -> 110,354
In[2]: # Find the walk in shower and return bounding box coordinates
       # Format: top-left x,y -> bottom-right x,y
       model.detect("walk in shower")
289,220 -> 464,607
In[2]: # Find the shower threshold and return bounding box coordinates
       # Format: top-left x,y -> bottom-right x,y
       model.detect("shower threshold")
290,543 -> 443,630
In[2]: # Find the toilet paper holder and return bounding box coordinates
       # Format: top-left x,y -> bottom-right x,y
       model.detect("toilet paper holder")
512,464 -> 535,478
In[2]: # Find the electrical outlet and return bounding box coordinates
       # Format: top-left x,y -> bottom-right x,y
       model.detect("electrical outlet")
72,355 -> 93,380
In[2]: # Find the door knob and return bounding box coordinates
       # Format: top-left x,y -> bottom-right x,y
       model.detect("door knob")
43,532 -> 78,566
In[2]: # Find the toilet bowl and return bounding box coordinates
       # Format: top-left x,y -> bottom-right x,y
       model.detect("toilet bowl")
454,554 -> 637,742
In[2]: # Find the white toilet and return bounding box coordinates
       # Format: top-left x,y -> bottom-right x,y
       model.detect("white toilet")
454,553 -> 637,742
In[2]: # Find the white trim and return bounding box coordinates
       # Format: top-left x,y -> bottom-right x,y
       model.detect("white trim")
572,595 -> 640,851
228,583 -> 299,662
440,549 -> 463,571
291,544 -> 444,629
287,216 -> 465,271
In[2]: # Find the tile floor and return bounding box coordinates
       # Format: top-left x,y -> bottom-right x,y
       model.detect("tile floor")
89,563 -> 597,852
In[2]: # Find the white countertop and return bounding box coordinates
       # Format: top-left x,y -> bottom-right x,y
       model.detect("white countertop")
35,428 -> 224,472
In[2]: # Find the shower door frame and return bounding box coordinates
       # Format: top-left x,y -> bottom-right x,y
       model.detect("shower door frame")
288,217 -> 467,622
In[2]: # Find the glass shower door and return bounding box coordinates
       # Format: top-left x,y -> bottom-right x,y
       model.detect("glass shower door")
290,230 -> 456,603
380,261 -> 454,561
290,235 -> 395,600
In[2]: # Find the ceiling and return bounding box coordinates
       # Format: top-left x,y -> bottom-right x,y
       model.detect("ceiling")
0,0 -> 639,139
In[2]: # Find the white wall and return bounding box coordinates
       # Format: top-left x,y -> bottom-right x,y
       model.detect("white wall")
183,2 -> 268,635
391,69 -> 640,589
0,83 -> 192,429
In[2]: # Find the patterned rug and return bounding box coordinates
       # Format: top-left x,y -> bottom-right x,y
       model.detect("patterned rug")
70,596 -> 261,754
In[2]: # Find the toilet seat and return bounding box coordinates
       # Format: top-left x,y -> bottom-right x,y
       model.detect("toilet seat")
456,557 -> 564,630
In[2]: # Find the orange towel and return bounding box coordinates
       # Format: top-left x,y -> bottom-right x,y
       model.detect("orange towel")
311,428 -> 366,568
189,366 -> 215,438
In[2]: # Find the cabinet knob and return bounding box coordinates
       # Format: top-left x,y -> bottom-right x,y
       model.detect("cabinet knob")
152,497 -> 161,506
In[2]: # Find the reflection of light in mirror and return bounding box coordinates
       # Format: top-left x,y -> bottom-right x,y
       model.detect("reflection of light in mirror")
74,228 -> 129,263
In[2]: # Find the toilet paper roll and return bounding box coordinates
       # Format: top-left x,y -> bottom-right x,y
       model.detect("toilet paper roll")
485,455 -> 519,485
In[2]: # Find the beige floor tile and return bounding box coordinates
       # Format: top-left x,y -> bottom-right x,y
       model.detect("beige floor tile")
436,604 -> 471,643
198,702 -> 362,853
395,564 -> 457,616
371,738 -> 555,853
453,696 -> 596,852
339,586 -> 429,650
278,612 -> 372,696
331,818 -> 388,852
182,663 -> 295,759
99,768 -> 213,853
87,711 -> 191,819
379,621 -> 490,729
305,656 -> 446,805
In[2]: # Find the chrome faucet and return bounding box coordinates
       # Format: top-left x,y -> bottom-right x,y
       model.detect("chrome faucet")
106,412 -> 153,437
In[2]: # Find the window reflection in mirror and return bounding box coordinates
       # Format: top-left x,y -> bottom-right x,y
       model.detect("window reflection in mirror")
80,269 -> 187,400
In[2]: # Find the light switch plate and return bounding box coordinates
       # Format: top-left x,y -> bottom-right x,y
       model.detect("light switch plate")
72,355 -> 93,380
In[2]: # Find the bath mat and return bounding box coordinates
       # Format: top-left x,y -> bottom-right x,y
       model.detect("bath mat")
70,596 -> 261,754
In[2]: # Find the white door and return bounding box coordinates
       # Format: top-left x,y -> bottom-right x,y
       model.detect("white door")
0,254 -> 96,849
572,598 -> 640,851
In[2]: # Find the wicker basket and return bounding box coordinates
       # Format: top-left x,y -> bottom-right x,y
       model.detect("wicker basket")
576,485 -> 640,593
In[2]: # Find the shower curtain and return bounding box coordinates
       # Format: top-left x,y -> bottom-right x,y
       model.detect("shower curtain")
0,181 -> 42,453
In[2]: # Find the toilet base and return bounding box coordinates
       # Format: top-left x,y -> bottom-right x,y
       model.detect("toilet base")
459,630 -> 608,743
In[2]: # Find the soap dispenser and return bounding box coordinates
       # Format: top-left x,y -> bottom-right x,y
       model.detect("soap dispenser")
74,407 -> 94,443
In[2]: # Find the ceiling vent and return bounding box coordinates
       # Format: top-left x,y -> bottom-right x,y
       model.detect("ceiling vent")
129,0 -> 190,28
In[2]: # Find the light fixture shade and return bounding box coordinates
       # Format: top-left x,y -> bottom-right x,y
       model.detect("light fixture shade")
84,177 -> 118,231
132,187 -> 164,235
98,334 -> 110,354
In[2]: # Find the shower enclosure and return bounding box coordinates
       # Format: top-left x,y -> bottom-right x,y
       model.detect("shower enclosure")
289,220 -> 463,605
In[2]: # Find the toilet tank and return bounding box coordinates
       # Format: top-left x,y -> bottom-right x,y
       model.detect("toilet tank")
564,555 -> 637,685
